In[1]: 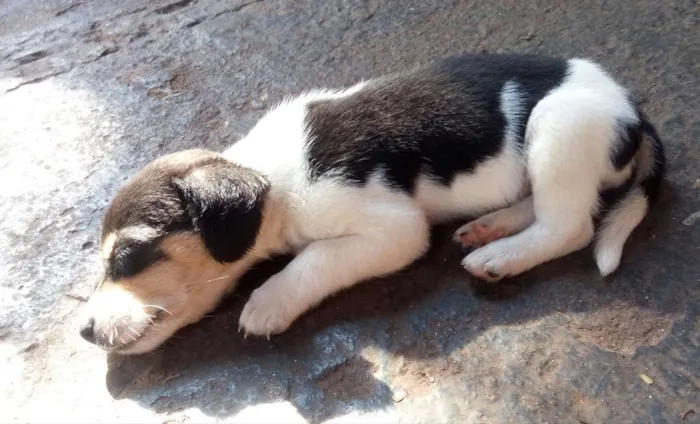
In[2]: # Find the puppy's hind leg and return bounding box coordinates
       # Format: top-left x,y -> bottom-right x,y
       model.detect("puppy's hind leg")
462,89 -> 617,281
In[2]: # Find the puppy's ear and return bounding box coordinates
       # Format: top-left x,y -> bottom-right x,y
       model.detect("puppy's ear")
174,159 -> 270,263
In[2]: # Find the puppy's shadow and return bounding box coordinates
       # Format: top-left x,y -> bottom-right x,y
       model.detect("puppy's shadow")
104,224 -> 533,422
104,182 -> 683,423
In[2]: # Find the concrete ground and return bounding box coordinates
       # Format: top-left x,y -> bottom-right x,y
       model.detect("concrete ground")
1,0 -> 698,422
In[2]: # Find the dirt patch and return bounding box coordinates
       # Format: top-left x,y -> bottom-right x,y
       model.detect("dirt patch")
565,301 -> 675,355
388,354 -> 463,398
146,69 -> 187,100
314,357 -> 378,401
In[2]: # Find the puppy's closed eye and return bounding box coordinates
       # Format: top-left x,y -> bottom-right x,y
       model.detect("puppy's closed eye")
109,239 -> 167,280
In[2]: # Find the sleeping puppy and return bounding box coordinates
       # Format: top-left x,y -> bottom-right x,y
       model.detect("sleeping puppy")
79,53 -> 665,354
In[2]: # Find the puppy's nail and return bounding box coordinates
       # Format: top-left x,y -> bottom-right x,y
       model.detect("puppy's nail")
485,267 -> 501,280
243,331 -> 249,340
266,334 -> 270,341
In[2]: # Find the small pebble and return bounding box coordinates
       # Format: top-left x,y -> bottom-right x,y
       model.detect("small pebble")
640,373 -> 654,384
392,389 -> 406,403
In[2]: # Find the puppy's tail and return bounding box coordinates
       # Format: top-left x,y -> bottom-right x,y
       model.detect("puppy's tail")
594,113 -> 666,276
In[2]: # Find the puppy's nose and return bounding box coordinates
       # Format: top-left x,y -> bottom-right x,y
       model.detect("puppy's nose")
79,317 -> 96,343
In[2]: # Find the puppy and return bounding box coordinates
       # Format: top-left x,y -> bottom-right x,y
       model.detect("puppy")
79,53 -> 665,354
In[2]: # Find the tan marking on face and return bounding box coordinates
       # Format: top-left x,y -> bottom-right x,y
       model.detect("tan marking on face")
86,231 -> 251,353
112,233 -> 217,300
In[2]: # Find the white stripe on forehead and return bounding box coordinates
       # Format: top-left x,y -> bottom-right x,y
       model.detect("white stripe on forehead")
119,225 -> 160,241
101,226 -> 160,259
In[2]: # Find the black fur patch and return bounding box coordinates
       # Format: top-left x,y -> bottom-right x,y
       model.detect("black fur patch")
305,53 -> 568,193
102,149 -> 269,271
174,159 -> 269,263
638,114 -> 666,204
607,109 -> 666,204
597,108 -> 666,228
612,119 -> 643,170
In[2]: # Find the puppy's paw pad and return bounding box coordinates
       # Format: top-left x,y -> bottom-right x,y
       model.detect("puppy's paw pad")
239,286 -> 296,338
453,221 -> 504,248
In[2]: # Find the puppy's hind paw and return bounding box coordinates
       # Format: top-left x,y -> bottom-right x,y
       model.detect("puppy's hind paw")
453,221 -> 505,249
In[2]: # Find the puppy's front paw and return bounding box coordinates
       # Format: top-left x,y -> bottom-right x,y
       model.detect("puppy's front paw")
461,245 -> 510,282
239,281 -> 297,338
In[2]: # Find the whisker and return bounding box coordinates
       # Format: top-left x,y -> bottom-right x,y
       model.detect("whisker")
127,327 -> 141,337
108,328 -> 114,345
126,333 -> 137,342
206,274 -> 231,283
142,305 -> 173,316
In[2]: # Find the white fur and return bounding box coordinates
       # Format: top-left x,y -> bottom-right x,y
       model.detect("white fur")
414,147 -> 525,222
500,80 -> 526,146
594,188 -> 648,276
223,59 -> 644,335
462,59 -> 638,280
239,173 -> 430,335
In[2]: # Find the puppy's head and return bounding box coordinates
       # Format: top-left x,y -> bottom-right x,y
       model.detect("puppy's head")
79,149 -> 270,354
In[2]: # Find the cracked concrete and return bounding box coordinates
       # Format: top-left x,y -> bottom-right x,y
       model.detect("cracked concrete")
1,0 -> 698,422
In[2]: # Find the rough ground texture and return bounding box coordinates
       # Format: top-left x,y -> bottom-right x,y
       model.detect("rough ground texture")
1,0 -> 698,423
